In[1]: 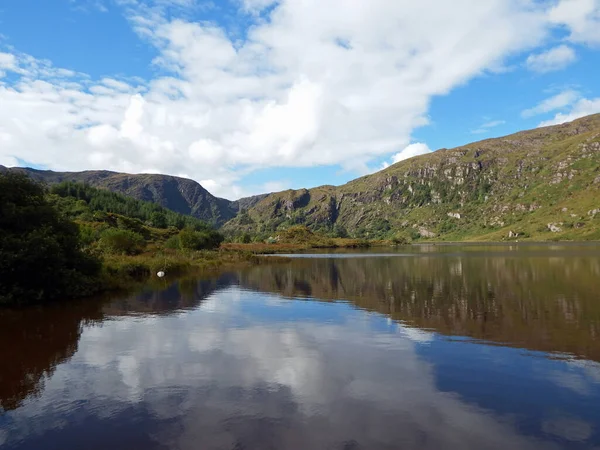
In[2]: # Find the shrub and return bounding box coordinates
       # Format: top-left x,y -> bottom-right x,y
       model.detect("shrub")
178,228 -> 224,250
79,224 -> 100,247
98,228 -> 146,255
238,233 -> 252,244
150,211 -> 168,229
392,232 -> 411,245
164,235 -> 181,249
0,173 -> 101,305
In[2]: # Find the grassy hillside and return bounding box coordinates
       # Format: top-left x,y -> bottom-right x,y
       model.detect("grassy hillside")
0,167 -> 236,226
223,114 -> 600,242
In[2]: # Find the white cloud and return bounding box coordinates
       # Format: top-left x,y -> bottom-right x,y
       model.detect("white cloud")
548,0 -> 600,45
381,142 -> 432,169
0,52 -> 16,70
4,286 -> 581,449
471,119 -> 506,134
521,89 -> 580,118
0,155 -> 19,167
240,0 -> 279,13
526,45 -> 577,73
538,96 -> 600,126
0,0 -> 599,198
391,143 -> 433,164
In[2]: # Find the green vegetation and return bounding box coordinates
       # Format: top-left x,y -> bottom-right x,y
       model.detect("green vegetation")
0,177 -> 258,306
223,114 -> 600,242
223,225 -> 371,254
50,181 -> 215,231
97,228 -> 146,255
1,169 -> 236,226
0,173 -> 101,305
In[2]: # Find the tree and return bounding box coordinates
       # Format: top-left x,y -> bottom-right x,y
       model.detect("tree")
332,223 -> 349,238
150,211 -> 168,229
98,228 -> 146,255
0,173 -> 101,305
178,228 -> 224,250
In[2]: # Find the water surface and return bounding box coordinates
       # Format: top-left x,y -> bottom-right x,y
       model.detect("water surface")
1,244 -> 600,449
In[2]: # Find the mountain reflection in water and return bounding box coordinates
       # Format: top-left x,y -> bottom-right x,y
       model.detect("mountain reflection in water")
1,244 -> 599,449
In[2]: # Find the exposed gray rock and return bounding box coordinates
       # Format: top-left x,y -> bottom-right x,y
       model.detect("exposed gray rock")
418,227 -> 437,238
547,223 -> 562,233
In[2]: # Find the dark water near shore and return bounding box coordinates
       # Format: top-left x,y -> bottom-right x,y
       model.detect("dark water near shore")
2,244 -> 600,449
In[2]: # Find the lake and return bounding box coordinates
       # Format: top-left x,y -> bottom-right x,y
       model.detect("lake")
1,244 -> 600,449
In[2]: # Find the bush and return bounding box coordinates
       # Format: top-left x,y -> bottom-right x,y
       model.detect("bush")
0,173 -> 101,305
98,228 -> 146,255
409,229 -> 422,240
79,224 -> 101,247
391,232 -> 411,245
178,228 -> 224,250
164,235 -> 181,249
150,211 -> 168,229
238,233 -> 252,244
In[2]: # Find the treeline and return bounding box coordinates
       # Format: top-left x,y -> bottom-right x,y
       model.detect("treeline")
1,173 -> 102,304
1,175 -> 225,305
50,181 -> 211,231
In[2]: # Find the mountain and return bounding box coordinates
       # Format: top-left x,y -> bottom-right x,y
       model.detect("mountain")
0,167 -> 235,226
223,114 -> 600,241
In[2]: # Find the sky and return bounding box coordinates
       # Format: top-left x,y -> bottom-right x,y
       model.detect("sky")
0,0 -> 599,200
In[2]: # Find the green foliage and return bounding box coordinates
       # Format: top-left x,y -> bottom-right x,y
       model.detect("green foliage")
78,223 -> 103,247
411,184 -> 432,206
391,232 -> 412,245
238,209 -> 254,225
409,229 -> 422,240
150,211 -> 168,228
332,223 -> 349,238
369,218 -> 392,238
0,173 -> 101,305
239,233 -> 252,244
50,181 -> 213,232
278,225 -> 315,243
439,219 -> 457,234
178,228 -> 224,250
98,228 -> 146,255
164,235 -> 181,249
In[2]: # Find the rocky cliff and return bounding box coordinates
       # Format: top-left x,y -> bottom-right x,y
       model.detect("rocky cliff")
223,114 -> 600,241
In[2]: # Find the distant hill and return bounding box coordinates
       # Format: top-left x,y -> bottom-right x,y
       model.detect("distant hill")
4,114 -> 600,240
223,114 -> 600,241
0,167 -> 236,226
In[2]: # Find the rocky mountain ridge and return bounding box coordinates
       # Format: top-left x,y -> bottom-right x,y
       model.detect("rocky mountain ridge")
223,113 -> 600,241
3,113 -> 600,239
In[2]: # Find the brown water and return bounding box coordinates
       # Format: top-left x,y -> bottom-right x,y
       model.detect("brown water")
1,244 -> 600,449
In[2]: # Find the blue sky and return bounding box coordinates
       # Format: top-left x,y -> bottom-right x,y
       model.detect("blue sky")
0,0 -> 599,199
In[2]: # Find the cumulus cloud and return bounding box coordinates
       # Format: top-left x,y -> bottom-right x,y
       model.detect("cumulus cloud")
548,0 -> 600,45
0,52 -> 16,70
538,96 -> 600,126
5,284 -> 595,449
0,1 -> 599,197
382,142 -> 432,169
526,45 -> 577,73
521,89 -> 580,118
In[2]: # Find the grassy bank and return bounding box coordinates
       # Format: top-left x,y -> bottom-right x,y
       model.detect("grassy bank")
224,225 -> 373,253
97,248 -> 291,292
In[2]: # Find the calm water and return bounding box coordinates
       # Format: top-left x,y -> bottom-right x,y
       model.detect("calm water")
2,244 -> 600,449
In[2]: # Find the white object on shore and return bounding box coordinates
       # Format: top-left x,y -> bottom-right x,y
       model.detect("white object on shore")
157,271 -> 165,278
